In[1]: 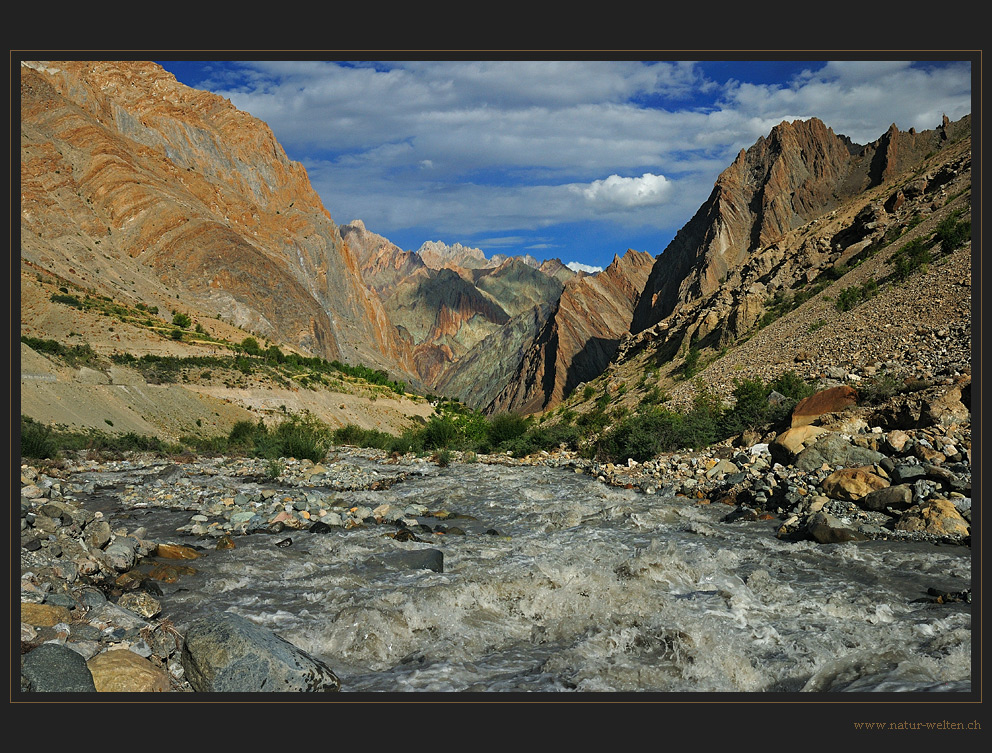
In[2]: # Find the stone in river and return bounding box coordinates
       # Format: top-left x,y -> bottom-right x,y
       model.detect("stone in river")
180,611 -> 340,692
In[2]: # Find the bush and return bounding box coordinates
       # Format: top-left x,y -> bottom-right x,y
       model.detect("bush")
422,416 -> 458,450
682,347 -> 701,379
596,407 -> 698,463
768,371 -> 815,401
718,377 -> 771,437
889,238 -> 932,282
172,312 -> 192,329
934,215 -> 971,254
20,416 -> 59,460
486,413 -> 529,447
50,293 -> 83,308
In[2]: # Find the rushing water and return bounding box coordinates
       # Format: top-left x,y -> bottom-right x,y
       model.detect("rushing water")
86,457 -> 973,696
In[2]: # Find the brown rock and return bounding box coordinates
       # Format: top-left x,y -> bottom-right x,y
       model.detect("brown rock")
155,543 -> 201,560
791,386 -> 859,428
21,602 -> 72,627
820,467 -> 890,501
894,499 -> 970,537
770,424 -> 829,464
146,562 -> 198,583
87,649 -> 172,692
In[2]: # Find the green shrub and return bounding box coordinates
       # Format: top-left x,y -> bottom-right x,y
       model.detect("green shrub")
768,370 -> 815,402
50,293 -> 83,308
172,312 -> 192,329
682,347 -> 701,379
835,279 -> 879,311
486,413 -> 529,447
422,416 -> 458,449
934,215 -> 971,254
20,416 -> 59,460
889,238 -> 932,282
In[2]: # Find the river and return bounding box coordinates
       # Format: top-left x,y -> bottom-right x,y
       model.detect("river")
78,454 -> 973,697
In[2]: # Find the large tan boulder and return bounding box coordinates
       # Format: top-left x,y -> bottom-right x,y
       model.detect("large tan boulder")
87,649 -> 172,692
895,499 -> 970,538
820,467 -> 889,501
769,424 -> 829,465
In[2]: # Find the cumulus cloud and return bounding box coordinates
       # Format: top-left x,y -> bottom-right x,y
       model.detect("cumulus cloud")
575,173 -> 672,211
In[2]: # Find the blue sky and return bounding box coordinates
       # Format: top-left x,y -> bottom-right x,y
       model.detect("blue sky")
156,57 -> 972,273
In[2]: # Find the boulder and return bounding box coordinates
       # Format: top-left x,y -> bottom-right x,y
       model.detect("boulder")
21,643 -> 97,692
21,602 -> 72,628
805,511 -> 869,543
894,499 -> 970,538
769,425 -> 829,465
859,484 -> 914,512
820,467 -> 890,501
180,611 -> 341,692
922,383 -> 970,427
87,649 -> 172,692
794,432 -> 886,471
791,385 -> 858,428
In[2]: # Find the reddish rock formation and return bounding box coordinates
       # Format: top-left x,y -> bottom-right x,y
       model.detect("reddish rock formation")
790,385 -> 859,427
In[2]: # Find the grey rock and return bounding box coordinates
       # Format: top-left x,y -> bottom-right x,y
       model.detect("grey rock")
795,433 -> 886,471
892,463 -> 928,484
372,548 -> 445,573
21,643 -> 98,692
181,611 -> 340,692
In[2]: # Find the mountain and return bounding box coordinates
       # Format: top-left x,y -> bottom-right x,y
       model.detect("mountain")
19,60 -> 417,382
338,229 -> 571,402
562,114 -> 972,428
631,115 -> 971,338
485,249 -> 656,414
18,59 -> 971,447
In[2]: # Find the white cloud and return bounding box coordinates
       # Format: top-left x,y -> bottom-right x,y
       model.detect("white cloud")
566,261 -> 603,274
575,173 -> 672,211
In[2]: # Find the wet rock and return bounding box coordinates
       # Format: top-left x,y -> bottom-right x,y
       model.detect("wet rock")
180,611 -> 341,692
372,548 -> 445,573
156,543 -> 201,560
118,591 -> 162,619
805,511 -> 870,543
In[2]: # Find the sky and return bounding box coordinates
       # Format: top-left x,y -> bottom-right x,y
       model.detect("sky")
156,56 -> 973,273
